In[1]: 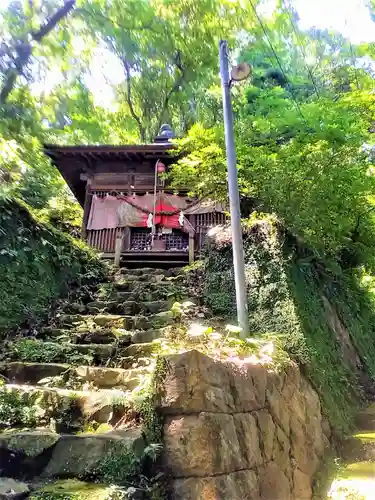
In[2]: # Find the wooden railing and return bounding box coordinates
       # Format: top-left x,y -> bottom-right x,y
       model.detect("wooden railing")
87,228 -> 124,253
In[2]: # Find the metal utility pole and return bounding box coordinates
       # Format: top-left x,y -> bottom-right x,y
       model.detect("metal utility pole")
219,40 -> 249,337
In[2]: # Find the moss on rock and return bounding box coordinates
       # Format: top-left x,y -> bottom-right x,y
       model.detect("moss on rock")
0,196 -> 105,333
29,479 -> 117,500
2,430 -> 59,457
197,216 -> 375,434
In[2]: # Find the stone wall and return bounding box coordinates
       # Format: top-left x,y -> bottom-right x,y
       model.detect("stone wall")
157,350 -> 330,500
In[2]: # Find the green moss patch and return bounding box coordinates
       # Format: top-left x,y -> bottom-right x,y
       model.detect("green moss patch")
0,196 -> 105,333
30,479 -> 117,500
354,432 -> 375,442
197,217 -> 375,434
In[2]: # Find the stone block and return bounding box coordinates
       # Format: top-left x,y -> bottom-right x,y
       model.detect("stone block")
258,462 -> 291,500
293,468 -> 312,499
290,415 -> 319,477
228,361 -> 267,412
0,478 -> 29,499
253,410 -> 275,462
172,470 -> 260,500
42,428 -> 144,478
273,425 -> 290,472
266,386 -> 290,437
234,413 -> 262,468
163,413 -> 244,477
159,350 -> 235,414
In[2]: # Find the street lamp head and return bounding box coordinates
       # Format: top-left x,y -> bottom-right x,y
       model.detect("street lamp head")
231,62 -> 252,82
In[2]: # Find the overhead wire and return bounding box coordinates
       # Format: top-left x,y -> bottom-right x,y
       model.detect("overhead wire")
349,39 -> 360,90
283,0 -> 321,99
344,14 -> 360,90
248,0 -> 308,125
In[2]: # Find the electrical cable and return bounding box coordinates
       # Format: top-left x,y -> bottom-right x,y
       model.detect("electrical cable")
283,0 -> 321,98
248,0 -> 308,125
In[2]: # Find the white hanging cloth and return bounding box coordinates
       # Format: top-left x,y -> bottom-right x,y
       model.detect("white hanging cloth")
179,211 -> 184,227
147,213 -> 153,228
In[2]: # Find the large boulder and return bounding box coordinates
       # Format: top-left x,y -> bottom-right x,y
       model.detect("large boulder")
42,428 -> 144,478
0,431 -> 59,458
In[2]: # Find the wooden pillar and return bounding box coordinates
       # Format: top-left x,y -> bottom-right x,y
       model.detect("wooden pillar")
114,232 -> 124,267
123,227 -> 131,251
81,176 -> 92,240
189,233 -> 195,264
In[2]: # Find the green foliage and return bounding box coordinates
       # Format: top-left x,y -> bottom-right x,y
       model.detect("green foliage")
36,195 -> 83,238
82,0 -> 257,141
0,388 -> 43,427
89,442 -> 141,485
198,218 -> 375,434
7,339 -> 94,365
0,196 -> 105,332
171,89 -> 375,265
287,262 -> 360,433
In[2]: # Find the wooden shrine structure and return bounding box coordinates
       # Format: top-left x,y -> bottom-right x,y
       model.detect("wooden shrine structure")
45,126 -> 227,266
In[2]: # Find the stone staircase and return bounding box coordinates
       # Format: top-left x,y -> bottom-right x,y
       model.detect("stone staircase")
328,403 -> 375,498
0,267 -> 184,498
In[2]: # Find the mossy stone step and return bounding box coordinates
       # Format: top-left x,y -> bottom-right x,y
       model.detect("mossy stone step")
141,300 -> 171,314
85,299 -> 171,317
1,362 -> 69,384
328,461 -> 375,499
86,300 -> 140,315
1,384 -> 130,429
119,267 -> 172,276
2,362 -> 149,389
30,479 -> 116,500
6,339 -> 158,366
44,428 -> 145,480
56,314 -> 138,329
57,311 -> 174,330
69,341 -> 157,362
0,428 -> 144,481
38,326 -> 131,345
342,431 -> 375,462
357,403 -> 375,431
130,327 -> 168,344
0,477 -> 30,498
111,291 -> 133,300
114,278 -> 174,290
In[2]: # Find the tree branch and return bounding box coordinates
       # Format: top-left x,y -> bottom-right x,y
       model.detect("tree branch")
156,50 -> 186,133
0,0 -> 76,104
32,0 -> 75,42
121,56 -> 146,142
77,8 -> 159,33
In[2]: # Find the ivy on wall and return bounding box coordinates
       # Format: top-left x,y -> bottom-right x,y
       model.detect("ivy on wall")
0,195 -> 104,333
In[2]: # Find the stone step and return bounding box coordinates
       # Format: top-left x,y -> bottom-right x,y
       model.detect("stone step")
0,478 -> 30,498
0,427 -> 144,480
86,300 -> 140,315
85,299 -> 171,316
101,284 -> 185,303
29,479 -> 118,499
141,300 -> 171,315
38,326 -> 131,345
357,403 -> 375,430
342,431 -> 375,462
113,278 -> 179,292
6,339 -> 157,366
56,311 -> 174,330
1,362 -> 150,389
39,325 -> 166,346
119,267 -> 172,276
328,461 -> 375,498
1,384 -> 132,430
